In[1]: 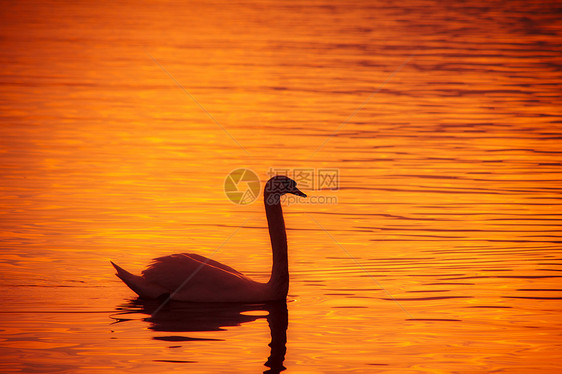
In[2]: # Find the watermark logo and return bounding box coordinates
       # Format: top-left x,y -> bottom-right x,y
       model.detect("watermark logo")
224,168 -> 261,205
267,167 -> 339,206
267,168 -> 339,190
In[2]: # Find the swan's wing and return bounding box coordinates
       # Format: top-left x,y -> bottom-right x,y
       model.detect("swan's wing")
182,253 -> 244,276
141,253 -> 247,291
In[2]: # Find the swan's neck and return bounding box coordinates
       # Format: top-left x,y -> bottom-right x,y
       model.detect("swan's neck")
264,193 -> 289,298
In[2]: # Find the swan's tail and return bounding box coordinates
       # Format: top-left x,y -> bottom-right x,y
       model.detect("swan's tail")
110,261 -> 167,299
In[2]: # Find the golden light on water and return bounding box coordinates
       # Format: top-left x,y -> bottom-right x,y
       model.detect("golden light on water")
1,0 -> 561,372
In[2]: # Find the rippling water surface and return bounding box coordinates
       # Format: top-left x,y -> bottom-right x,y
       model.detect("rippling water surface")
1,0 -> 561,372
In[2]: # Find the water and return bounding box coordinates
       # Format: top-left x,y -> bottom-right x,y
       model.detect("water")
1,0 -> 561,372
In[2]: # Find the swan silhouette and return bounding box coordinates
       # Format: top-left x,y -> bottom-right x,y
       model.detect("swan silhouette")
111,176 -> 306,302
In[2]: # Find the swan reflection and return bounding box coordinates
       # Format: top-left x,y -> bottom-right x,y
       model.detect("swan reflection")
113,299 -> 288,373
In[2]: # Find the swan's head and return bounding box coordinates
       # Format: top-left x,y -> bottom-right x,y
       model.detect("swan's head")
264,176 -> 307,203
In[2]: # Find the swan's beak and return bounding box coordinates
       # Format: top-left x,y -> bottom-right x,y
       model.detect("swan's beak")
291,187 -> 307,198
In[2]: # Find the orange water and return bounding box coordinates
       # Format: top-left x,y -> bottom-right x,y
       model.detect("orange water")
1,0 -> 561,372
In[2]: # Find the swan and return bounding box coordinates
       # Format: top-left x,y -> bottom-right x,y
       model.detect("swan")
111,175 -> 306,302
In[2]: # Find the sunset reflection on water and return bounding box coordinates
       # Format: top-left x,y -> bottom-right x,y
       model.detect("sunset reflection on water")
1,0 -> 561,372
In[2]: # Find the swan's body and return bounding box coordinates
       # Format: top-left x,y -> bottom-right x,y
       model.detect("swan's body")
111,176 -> 306,302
